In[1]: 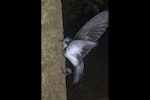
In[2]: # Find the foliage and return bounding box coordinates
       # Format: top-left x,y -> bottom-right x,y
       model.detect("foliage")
62,0 -> 108,22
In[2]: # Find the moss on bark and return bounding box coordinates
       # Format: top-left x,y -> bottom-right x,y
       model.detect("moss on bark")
42,0 -> 66,100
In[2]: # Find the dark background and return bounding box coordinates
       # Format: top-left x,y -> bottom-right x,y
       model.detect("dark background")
2,0 -> 147,100
61,0 -> 109,100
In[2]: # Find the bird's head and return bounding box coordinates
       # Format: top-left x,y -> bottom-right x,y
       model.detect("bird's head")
59,37 -> 72,48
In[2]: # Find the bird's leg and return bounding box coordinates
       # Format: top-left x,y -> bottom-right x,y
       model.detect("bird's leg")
61,66 -> 73,75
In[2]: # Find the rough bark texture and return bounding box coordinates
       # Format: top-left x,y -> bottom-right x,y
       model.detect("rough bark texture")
42,0 -> 66,100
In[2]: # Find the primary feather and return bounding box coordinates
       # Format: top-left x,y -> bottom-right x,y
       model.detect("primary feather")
74,10 -> 108,41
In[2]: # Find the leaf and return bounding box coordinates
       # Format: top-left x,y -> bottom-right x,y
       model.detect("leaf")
93,4 -> 100,13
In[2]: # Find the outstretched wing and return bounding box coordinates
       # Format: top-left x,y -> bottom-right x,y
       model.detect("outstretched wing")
73,10 -> 109,41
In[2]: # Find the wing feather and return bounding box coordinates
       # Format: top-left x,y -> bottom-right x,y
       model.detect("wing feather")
74,10 -> 109,41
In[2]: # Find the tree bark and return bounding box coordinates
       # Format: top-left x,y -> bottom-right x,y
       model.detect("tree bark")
42,0 -> 66,100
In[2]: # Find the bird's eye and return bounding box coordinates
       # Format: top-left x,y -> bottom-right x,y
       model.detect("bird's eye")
66,41 -> 69,43
65,40 -> 70,44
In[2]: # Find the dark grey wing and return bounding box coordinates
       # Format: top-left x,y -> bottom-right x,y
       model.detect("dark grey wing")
81,41 -> 97,57
74,10 -> 109,41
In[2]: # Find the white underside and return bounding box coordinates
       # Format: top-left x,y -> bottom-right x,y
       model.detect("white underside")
64,45 -> 81,67
64,40 -> 97,67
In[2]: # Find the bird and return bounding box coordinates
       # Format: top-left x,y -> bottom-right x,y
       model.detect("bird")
60,10 -> 109,84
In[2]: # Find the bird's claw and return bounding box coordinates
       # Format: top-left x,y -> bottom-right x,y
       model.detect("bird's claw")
61,67 -> 73,75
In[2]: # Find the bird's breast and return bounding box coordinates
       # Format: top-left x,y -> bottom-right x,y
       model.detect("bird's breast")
64,46 -> 82,67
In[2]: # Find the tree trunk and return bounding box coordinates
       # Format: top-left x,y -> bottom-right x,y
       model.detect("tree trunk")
42,0 -> 66,100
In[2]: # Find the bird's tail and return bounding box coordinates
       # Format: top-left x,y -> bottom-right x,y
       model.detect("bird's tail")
73,64 -> 84,84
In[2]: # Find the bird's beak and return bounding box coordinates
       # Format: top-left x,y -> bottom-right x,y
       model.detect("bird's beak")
59,39 -> 63,42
